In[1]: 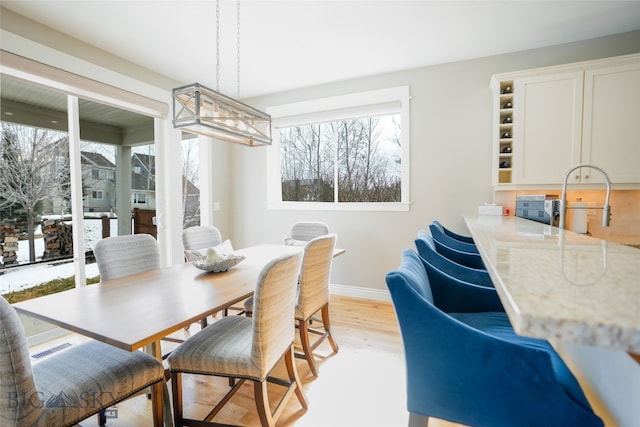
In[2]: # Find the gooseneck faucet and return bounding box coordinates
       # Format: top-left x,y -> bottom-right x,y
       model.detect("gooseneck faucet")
559,164 -> 611,230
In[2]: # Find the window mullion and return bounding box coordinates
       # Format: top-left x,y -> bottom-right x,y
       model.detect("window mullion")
334,130 -> 339,203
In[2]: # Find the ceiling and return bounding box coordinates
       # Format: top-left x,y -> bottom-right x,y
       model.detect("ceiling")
3,1 -> 640,99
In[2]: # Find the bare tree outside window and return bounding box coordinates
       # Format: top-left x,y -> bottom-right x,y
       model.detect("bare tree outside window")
182,137 -> 200,228
280,113 -> 401,203
0,123 -> 70,262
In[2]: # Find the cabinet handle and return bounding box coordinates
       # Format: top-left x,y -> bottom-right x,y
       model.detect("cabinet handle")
584,175 -> 590,179
574,174 -> 580,180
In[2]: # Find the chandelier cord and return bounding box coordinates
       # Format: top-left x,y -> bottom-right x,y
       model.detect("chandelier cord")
236,0 -> 241,99
215,0 -> 220,92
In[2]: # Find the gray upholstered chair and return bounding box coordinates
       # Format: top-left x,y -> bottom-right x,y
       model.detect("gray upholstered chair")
168,251 -> 307,427
0,296 -> 165,427
94,233 -> 160,281
245,234 -> 339,376
182,225 -> 223,251
182,226 -> 243,319
284,221 -> 329,246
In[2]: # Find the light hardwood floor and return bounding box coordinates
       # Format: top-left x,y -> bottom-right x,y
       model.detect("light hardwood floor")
29,294 -> 612,427
28,295 -> 462,427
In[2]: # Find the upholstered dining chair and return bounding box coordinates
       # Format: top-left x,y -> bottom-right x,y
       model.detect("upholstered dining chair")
431,220 -> 475,244
182,225 -> 223,251
0,296 -> 165,427
415,230 -> 494,288
181,225 -> 230,321
168,252 -> 307,427
94,233 -> 160,281
284,221 -> 329,246
245,234 -> 339,376
385,249 -> 603,427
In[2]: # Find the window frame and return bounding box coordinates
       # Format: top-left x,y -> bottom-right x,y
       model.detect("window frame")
133,192 -> 147,204
266,86 -> 411,212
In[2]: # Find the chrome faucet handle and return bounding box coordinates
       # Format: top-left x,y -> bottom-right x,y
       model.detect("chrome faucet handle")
602,205 -> 611,227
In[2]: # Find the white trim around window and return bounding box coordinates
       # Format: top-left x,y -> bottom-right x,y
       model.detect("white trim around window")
266,86 -> 411,212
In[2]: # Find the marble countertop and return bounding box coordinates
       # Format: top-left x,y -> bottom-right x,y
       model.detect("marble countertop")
464,215 -> 640,354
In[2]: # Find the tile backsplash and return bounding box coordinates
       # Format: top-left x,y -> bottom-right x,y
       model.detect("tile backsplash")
494,189 -> 640,239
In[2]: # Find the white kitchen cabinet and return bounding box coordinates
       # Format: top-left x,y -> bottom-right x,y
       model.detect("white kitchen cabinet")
512,71 -> 583,185
491,54 -> 640,187
581,61 -> 640,184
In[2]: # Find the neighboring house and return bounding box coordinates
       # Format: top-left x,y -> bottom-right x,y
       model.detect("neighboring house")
81,151 -> 116,213
79,151 -> 200,220
131,152 -> 156,209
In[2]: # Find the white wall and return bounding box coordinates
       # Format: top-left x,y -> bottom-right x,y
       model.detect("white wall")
232,31 -> 640,297
231,34 -> 640,425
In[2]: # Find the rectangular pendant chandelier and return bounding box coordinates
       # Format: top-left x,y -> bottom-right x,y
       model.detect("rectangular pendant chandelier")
172,83 -> 271,146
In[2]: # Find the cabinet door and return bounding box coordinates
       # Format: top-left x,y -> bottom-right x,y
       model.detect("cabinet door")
512,72 -> 584,184
582,62 -> 640,184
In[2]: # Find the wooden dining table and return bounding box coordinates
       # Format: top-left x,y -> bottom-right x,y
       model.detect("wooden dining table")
13,244 -> 346,358
14,244 -> 302,357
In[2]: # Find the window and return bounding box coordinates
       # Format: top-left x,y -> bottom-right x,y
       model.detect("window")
91,190 -> 103,199
267,87 -> 410,211
91,168 -> 113,180
133,192 -> 146,204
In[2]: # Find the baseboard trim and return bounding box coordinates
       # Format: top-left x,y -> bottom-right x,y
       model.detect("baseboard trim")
26,327 -> 71,348
330,283 -> 391,302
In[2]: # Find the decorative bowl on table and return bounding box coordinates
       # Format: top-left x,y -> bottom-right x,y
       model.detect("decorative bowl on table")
191,254 -> 245,272
185,241 -> 245,272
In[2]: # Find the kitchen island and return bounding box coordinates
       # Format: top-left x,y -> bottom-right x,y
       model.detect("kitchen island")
463,215 -> 639,355
464,215 -> 640,426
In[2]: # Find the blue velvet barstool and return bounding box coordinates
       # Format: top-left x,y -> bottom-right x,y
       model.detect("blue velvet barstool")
385,249 -> 604,427
429,222 -> 479,253
425,226 -> 486,270
432,220 -> 475,244
415,230 -> 493,287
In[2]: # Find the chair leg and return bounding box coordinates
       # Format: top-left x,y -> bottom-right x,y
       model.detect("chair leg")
408,412 -> 430,427
151,381 -> 164,427
298,318 -> 318,376
321,305 -> 339,353
171,372 -> 183,427
284,347 -> 308,410
254,380 -> 276,427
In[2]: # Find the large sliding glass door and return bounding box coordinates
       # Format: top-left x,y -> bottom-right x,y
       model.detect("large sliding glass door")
1,73 -> 159,285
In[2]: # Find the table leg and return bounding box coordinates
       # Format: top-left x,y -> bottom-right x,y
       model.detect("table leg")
148,341 -> 173,427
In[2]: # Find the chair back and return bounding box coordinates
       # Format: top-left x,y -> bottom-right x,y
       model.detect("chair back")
0,297 -> 43,426
432,220 -> 475,244
415,232 -> 493,287
296,234 -> 337,320
429,223 -> 479,254
94,234 -> 160,281
427,227 -> 485,269
251,252 -> 303,374
417,230 -> 435,250
182,225 -> 222,250
285,221 -> 329,246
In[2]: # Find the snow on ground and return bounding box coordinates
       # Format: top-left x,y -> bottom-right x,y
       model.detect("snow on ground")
0,218 -> 117,294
